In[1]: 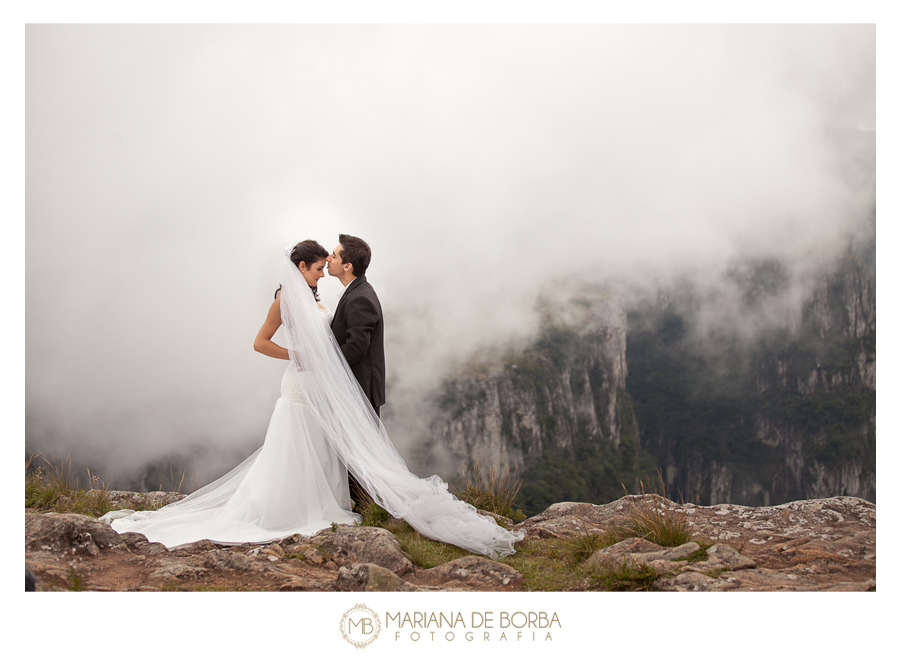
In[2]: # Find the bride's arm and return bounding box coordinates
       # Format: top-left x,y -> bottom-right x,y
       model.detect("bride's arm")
253,295 -> 290,360
317,300 -> 334,323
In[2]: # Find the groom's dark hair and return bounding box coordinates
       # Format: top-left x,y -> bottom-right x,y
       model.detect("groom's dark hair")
339,234 -> 372,277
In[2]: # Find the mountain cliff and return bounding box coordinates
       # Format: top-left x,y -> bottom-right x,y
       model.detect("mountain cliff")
428,251 -> 875,511
628,251 -> 875,506
430,291 -> 656,515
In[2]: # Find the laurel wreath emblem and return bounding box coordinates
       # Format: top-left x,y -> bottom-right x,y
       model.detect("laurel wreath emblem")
339,603 -> 382,648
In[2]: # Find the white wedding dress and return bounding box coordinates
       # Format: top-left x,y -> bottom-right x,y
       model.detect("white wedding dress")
102,347 -> 360,547
102,254 -> 525,558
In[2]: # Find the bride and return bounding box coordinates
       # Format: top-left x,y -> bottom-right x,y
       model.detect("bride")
101,240 -> 524,559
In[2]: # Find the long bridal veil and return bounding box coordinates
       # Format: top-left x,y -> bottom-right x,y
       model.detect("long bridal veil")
280,256 -> 524,559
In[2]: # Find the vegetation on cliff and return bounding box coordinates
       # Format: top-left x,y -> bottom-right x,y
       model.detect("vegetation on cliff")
433,250 -> 875,510
627,253 -> 875,505
437,321 -> 658,516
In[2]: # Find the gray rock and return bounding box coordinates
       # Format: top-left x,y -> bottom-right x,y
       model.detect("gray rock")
172,539 -> 219,553
304,547 -> 324,565
585,538 -> 701,570
706,543 -> 756,570
517,500 -> 629,533
313,525 -> 413,575
119,532 -> 169,555
642,559 -> 685,576
25,552 -> 71,586
149,562 -> 211,581
277,577 -> 330,592
262,543 -> 285,558
203,550 -> 256,571
716,567 -> 820,591
656,571 -> 739,592
25,513 -> 127,556
653,542 -> 702,561
411,555 -> 523,591
518,514 -> 603,539
819,579 -> 876,592
335,563 -> 416,592
591,537 -> 664,558
105,490 -> 186,510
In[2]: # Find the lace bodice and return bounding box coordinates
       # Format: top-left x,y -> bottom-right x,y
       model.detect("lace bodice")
281,366 -> 307,403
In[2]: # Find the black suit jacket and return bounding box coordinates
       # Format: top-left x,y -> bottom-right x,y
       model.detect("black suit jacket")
330,275 -> 386,409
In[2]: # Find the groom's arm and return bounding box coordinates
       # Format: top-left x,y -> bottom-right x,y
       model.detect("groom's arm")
340,294 -> 380,367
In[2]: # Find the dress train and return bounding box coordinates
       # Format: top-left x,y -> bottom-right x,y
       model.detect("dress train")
101,367 -> 359,548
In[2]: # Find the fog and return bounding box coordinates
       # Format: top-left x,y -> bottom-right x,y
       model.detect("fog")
25,24 -> 874,489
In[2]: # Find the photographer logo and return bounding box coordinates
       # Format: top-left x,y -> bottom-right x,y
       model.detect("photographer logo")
340,604 -> 382,648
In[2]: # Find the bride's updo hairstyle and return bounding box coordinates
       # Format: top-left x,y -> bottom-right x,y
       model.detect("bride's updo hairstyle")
275,239 -> 329,301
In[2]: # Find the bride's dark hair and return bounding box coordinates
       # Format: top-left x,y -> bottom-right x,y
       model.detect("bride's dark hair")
275,239 -> 330,301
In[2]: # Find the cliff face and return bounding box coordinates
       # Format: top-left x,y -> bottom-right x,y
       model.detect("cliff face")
748,255 -> 876,504
430,252 -> 875,509
624,252 -> 875,506
434,294 -> 629,468
430,292 -> 656,514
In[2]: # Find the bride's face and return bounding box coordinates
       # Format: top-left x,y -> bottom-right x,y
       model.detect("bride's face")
300,259 -> 327,287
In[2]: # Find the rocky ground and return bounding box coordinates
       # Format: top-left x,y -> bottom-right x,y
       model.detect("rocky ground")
521,495 -> 875,591
25,493 -> 875,592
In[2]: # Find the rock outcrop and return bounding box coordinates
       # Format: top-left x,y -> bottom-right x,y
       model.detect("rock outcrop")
520,494 -> 875,591
25,493 -> 874,592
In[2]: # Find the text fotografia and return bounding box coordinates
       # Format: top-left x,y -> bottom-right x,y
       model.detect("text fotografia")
387,611 -> 561,642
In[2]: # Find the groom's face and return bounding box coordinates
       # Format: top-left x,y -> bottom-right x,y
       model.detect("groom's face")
327,244 -> 349,278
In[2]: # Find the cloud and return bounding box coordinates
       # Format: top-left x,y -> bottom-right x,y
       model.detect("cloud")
25,24 -> 874,485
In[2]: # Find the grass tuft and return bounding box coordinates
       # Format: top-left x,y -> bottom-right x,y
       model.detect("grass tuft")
397,529 -> 469,569
162,465 -> 187,494
26,452 -> 116,518
67,568 -> 86,592
590,558 -> 658,591
500,538 -> 590,591
617,471 -> 693,547
563,519 -> 618,563
453,461 -> 527,522
358,497 -> 394,528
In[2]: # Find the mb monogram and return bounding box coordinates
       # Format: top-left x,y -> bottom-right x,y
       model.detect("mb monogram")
339,604 -> 382,648
341,603 -> 381,649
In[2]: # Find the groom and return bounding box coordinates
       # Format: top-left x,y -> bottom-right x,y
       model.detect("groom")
327,234 -> 385,415
327,234 -> 385,506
